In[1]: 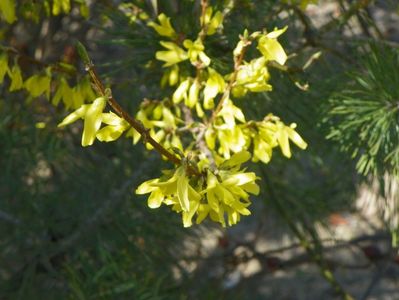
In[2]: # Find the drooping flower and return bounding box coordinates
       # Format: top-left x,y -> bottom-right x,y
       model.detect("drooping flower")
136,151 -> 259,227
58,96 -> 107,146
233,57 -> 272,97
136,166 -> 202,227
203,68 -> 225,109
0,54 -> 9,83
201,6 -> 224,35
8,65 -> 23,91
199,151 -> 259,227
148,13 -> 177,38
257,27 -> 288,65
96,112 -> 130,142
183,39 -> 211,66
155,41 -> 188,67
250,114 -> 308,163
24,74 -> 51,98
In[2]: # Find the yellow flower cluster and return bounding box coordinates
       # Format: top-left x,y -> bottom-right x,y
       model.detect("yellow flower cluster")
150,10 -> 222,70
0,0 -> 89,23
56,5 -> 309,229
201,6 -> 224,35
53,77 -> 96,109
136,151 -> 259,227
127,101 -> 183,152
0,53 -> 95,109
249,114 -> 308,163
151,20 -> 288,112
58,97 -> 185,152
205,113 -> 307,163
233,27 -> 288,97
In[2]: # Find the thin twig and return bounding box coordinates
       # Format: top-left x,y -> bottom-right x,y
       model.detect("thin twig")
76,42 -> 201,176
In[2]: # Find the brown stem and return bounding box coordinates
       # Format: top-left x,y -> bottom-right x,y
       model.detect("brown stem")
209,42 -> 248,123
184,0 -> 216,166
198,0 -> 209,41
83,60 -> 200,176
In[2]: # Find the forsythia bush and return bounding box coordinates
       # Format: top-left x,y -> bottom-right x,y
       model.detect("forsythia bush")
1,1 -> 308,228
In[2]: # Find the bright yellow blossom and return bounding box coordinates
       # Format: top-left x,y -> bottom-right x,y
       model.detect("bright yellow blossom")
200,151 -> 259,226
96,112 -> 130,142
0,54 -> 9,84
201,6 -> 223,35
24,74 -> 51,98
58,96 -> 107,146
250,115 -> 308,163
8,65 -> 23,91
203,68 -> 225,109
136,151 -> 259,227
233,57 -> 272,97
183,39 -> 211,66
0,0 -> 16,24
155,41 -> 188,67
148,13 -> 177,38
136,166 -> 202,227
257,27 -> 288,65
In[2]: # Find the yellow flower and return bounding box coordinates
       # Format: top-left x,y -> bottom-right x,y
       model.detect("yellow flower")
257,27 -> 288,65
136,166 -> 202,227
275,122 -> 308,158
0,0 -> 16,24
217,99 -> 246,127
233,57 -> 272,97
148,13 -> 177,38
8,65 -> 23,91
250,115 -> 307,162
183,39 -> 211,66
201,6 -> 223,35
0,54 -> 9,83
52,77 -> 73,107
24,74 -> 51,98
161,65 -> 180,87
187,79 -> 200,108
173,79 -> 191,104
96,112 -> 130,142
199,151 -> 259,226
137,152 -> 259,227
155,41 -> 188,67
52,0 -> 71,16
216,124 -> 247,158
203,68 -> 225,109
126,102 -> 182,152
58,96 -> 107,146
